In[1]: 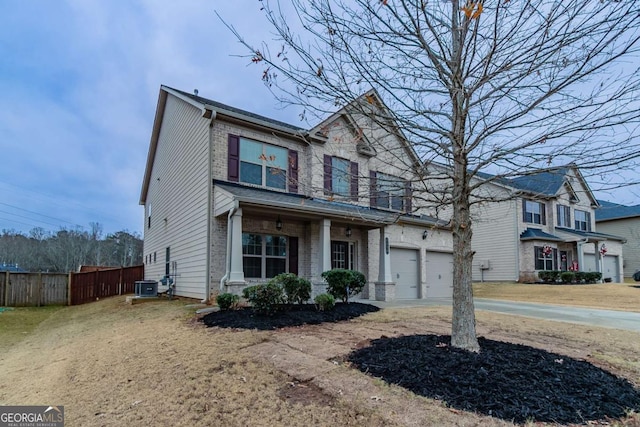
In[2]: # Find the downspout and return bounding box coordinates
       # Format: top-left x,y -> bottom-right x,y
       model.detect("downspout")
220,201 -> 239,292
202,109 -> 217,303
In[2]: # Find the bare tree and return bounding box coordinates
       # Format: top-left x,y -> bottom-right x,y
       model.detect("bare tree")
223,0 -> 640,351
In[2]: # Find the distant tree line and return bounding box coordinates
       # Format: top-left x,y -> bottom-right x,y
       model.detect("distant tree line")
0,222 -> 143,273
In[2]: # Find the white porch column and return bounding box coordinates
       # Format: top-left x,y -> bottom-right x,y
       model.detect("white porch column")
228,208 -> 245,283
319,219 -> 332,274
595,241 -> 603,282
378,226 -> 393,283
375,226 -> 395,301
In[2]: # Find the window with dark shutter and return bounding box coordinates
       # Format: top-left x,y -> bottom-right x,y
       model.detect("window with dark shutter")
227,134 -> 240,182
350,162 -> 358,201
288,150 -> 298,194
323,155 -> 332,193
404,180 -> 412,213
369,171 -> 377,207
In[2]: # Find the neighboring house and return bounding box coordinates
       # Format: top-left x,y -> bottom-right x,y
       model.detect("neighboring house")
0,263 -> 26,273
140,85 -> 453,302
595,201 -> 640,278
471,166 -> 625,283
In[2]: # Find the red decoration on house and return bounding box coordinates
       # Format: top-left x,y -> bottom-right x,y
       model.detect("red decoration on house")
600,244 -> 607,256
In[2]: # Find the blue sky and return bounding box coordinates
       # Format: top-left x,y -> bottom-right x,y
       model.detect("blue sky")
0,1 -> 637,237
0,1 -> 303,236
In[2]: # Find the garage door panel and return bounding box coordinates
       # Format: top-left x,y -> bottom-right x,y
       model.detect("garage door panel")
391,248 -> 419,299
425,251 -> 453,298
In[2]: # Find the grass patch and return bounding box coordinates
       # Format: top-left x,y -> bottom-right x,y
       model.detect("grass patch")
0,305 -> 65,351
473,282 -> 640,311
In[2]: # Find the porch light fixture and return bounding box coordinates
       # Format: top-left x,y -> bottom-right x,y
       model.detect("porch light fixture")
422,230 -> 428,240
346,226 -> 352,237
276,216 -> 283,231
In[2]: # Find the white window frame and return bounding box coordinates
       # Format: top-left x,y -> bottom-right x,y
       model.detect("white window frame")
239,138 -> 288,191
242,233 -> 288,279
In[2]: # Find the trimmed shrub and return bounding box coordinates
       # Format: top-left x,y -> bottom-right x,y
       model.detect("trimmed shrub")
272,273 -> 312,304
216,293 -> 240,310
314,293 -> 336,311
321,269 -> 366,302
538,270 -> 561,283
241,282 -> 284,315
560,272 -> 575,284
585,272 -> 602,283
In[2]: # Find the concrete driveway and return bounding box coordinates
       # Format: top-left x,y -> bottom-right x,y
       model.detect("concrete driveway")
362,298 -> 640,332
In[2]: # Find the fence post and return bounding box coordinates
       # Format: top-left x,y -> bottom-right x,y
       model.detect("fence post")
68,272 -> 73,306
119,267 -> 123,296
37,272 -> 42,307
4,271 -> 10,306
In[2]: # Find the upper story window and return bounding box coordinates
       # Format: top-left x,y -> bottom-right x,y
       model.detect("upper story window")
324,155 -> 358,200
557,204 -> 571,228
370,171 -> 412,213
523,200 -> 546,225
240,138 -> 288,190
574,209 -> 591,231
228,135 -> 298,193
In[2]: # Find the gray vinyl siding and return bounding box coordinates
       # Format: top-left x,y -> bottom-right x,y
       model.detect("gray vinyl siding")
471,199 -> 519,281
596,218 -> 640,277
143,94 -> 210,299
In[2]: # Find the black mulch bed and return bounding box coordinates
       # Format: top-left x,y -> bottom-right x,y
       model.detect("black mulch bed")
348,334 -> 640,425
201,304 -> 640,424
200,302 -> 379,330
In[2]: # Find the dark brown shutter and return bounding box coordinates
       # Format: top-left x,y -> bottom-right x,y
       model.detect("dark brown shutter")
350,162 -> 358,201
288,237 -> 298,275
288,150 -> 298,193
586,211 -> 591,231
404,180 -> 412,213
541,203 -> 546,225
369,171 -> 377,207
228,134 -> 240,182
522,199 -> 527,222
323,155 -> 332,193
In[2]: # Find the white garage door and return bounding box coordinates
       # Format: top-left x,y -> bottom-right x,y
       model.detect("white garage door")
581,254 -> 620,282
425,251 -> 453,298
583,254 -> 597,273
391,248 -> 419,299
603,255 -> 620,283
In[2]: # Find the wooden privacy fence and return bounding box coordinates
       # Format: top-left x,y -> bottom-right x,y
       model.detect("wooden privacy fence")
0,265 -> 144,307
0,272 -> 69,307
69,265 -> 144,305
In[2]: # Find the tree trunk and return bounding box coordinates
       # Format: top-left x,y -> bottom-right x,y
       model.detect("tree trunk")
450,164 -> 479,352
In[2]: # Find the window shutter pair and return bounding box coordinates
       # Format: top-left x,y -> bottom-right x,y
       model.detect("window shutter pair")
227,134 -> 298,194
323,154 -> 358,200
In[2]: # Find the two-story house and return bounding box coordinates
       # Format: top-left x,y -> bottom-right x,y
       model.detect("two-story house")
140,86 -> 453,302
595,201 -> 640,279
471,166 -> 625,283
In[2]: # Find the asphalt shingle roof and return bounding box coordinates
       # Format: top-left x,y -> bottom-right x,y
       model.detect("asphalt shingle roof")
520,228 -> 563,241
169,87 -> 306,132
508,167 -> 569,196
554,227 -> 626,242
595,200 -> 640,221
214,181 -> 443,226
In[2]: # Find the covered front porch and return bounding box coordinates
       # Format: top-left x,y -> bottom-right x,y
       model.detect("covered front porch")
212,181 -> 402,300
519,227 -> 625,283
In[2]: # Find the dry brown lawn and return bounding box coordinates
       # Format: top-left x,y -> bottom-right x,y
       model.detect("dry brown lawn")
0,285 -> 639,427
473,282 -> 640,311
